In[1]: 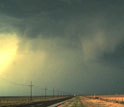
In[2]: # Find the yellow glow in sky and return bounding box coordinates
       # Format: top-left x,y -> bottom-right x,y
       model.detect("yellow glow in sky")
0,33 -> 18,72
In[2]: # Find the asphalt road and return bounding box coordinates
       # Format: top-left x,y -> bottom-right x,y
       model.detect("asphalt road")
11,96 -> 73,107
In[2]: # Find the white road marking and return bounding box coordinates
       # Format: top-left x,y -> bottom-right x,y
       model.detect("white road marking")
48,100 -> 68,107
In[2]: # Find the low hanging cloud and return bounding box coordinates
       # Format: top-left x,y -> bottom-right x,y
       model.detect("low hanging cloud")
81,30 -> 124,62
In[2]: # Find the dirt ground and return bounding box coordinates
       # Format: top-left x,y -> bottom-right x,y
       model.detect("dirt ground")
57,96 -> 124,107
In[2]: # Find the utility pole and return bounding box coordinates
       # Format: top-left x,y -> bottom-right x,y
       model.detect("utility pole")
29,81 -> 33,101
53,88 -> 55,97
41,89 -> 43,99
45,88 -> 47,99
58,91 -> 60,97
61,91 -> 63,97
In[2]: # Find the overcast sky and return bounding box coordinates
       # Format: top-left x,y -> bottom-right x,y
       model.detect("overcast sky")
0,0 -> 124,96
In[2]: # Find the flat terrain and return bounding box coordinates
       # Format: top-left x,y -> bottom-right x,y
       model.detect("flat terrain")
1,95 -> 124,107
0,96 -> 72,107
57,96 -> 124,107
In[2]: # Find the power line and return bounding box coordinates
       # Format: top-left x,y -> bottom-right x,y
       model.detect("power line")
0,76 -> 29,86
0,76 -> 73,97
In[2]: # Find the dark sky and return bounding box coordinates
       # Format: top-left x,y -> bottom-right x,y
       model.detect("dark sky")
0,0 -> 124,96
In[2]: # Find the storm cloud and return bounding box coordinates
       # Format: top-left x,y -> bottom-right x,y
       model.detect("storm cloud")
0,0 -> 124,95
